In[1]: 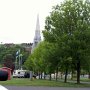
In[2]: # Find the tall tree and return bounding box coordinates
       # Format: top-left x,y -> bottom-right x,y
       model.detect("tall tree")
43,0 -> 90,84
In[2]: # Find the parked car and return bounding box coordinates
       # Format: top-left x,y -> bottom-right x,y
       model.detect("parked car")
13,70 -> 27,78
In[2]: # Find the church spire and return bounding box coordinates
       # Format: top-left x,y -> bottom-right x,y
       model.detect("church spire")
34,14 -> 41,43
32,14 -> 41,51
36,14 -> 40,31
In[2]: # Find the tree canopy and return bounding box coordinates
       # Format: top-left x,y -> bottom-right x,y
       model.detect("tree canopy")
43,0 -> 90,83
24,0 -> 90,84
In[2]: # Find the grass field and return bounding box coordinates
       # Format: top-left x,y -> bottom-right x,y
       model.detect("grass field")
0,78 -> 90,87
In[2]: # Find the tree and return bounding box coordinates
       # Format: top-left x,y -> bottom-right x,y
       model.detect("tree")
24,41 -> 48,79
24,41 -> 60,80
3,54 -> 14,73
0,44 -> 29,71
43,0 -> 90,84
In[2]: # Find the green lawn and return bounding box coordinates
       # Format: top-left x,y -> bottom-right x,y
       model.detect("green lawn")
80,78 -> 90,82
0,78 -> 90,87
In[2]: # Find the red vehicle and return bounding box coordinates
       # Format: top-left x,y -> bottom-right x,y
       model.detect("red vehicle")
0,67 -> 12,81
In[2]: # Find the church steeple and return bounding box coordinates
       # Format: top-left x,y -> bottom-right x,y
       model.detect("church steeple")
32,14 -> 41,50
34,14 -> 41,43
36,14 -> 40,31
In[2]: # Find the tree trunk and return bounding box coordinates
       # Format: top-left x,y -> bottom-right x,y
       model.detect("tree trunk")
56,68 -> 58,81
41,72 -> 42,79
44,72 -> 46,79
88,72 -> 90,79
38,71 -> 40,79
49,73 -> 51,81
71,70 -> 74,80
77,60 -> 80,84
61,72 -> 63,79
54,72 -> 55,79
64,68 -> 68,83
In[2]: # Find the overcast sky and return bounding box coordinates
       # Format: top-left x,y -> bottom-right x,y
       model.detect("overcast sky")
0,0 -> 63,44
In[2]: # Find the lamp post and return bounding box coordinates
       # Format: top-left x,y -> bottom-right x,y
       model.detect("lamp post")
15,56 -> 18,70
15,49 -> 22,70
20,54 -> 23,70
19,54 -> 23,70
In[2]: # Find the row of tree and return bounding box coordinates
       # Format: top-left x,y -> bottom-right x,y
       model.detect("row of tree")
24,0 -> 90,84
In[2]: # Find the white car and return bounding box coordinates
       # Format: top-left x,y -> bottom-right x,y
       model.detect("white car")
0,85 -> 8,90
13,70 -> 27,78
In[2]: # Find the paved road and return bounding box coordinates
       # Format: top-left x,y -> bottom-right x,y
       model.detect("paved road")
5,86 -> 90,90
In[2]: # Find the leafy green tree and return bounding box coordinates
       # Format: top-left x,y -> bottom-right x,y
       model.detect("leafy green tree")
24,41 -> 60,80
43,0 -> 90,84
24,41 -> 48,79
